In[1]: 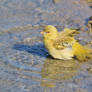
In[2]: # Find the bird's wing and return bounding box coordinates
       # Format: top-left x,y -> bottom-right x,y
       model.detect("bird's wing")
53,37 -> 75,50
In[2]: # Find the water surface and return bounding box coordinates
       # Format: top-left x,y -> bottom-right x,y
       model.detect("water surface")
0,0 -> 92,92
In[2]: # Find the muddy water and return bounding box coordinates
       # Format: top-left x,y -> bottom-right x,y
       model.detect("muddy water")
0,0 -> 92,92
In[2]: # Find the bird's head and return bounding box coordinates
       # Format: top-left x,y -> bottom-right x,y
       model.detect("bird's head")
40,25 -> 58,39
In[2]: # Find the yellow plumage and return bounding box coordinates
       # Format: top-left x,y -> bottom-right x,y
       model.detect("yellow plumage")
72,42 -> 92,61
40,25 -> 92,61
60,28 -> 80,37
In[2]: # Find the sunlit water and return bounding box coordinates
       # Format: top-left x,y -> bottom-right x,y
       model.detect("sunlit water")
0,0 -> 92,92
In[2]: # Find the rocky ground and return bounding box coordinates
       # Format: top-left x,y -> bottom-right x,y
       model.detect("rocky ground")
0,0 -> 92,92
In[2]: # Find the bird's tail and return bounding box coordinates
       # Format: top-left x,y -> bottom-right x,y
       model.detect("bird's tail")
72,42 -> 92,62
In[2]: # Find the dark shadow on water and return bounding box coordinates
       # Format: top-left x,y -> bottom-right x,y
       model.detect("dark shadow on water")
13,43 -> 49,58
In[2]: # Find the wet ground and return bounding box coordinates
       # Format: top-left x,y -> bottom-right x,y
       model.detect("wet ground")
0,0 -> 92,92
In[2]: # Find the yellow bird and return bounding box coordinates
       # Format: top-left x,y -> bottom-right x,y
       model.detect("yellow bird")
60,27 -> 80,37
40,25 -> 92,61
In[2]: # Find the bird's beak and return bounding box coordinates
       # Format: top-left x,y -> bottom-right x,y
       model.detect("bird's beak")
40,31 -> 45,35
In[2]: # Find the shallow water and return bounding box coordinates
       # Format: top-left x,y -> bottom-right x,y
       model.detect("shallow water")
0,0 -> 92,92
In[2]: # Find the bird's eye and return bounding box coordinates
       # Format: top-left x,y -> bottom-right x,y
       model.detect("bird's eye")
46,31 -> 50,33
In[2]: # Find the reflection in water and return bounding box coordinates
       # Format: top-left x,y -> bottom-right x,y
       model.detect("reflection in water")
41,80 -> 56,88
40,58 -> 80,87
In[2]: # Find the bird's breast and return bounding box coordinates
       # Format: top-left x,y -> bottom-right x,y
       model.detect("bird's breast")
44,39 -> 73,60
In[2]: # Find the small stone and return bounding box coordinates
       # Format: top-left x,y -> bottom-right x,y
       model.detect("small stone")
53,0 -> 60,4
87,67 -> 92,73
24,38 -> 32,43
75,88 -> 88,92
